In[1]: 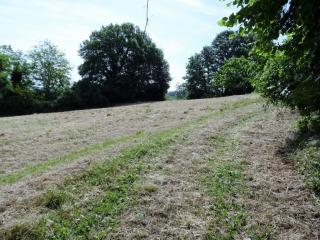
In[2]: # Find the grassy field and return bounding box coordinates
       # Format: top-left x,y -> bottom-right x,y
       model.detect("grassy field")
0,94 -> 319,239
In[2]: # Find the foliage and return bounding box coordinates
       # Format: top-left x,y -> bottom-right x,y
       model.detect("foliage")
176,83 -> 188,99
210,30 -> 254,72
0,24 -> 172,116
0,46 -> 32,88
185,53 -> 211,99
289,128 -> 320,195
29,40 -> 71,101
0,54 -> 10,88
184,30 -> 254,99
0,49 -> 39,116
213,57 -> 257,96
253,52 -> 320,116
221,0 -> 320,120
77,23 -> 171,107
0,43 -> 72,116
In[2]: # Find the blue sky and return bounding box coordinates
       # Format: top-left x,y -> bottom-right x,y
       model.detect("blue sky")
0,0 -> 234,90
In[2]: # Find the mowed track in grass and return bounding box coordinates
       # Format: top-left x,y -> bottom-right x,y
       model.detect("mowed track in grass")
0,94 -> 319,239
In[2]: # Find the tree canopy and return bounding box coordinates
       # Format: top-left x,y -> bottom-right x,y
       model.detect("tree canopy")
213,57 -> 255,96
221,0 -> 320,120
77,23 -> 171,107
29,41 -> 71,101
184,30 -> 255,99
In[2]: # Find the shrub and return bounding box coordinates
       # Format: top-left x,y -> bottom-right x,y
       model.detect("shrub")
213,57 -> 256,96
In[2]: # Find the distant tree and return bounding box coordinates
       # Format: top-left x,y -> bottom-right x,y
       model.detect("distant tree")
184,30 -> 254,99
78,23 -> 171,106
176,82 -> 188,99
184,53 -> 211,99
213,57 -> 256,96
0,54 -> 10,89
0,51 -> 38,116
29,41 -> 71,100
210,30 -> 254,71
0,45 -> 31,88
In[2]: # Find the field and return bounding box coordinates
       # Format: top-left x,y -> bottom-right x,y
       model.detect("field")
0,94 -> 319,239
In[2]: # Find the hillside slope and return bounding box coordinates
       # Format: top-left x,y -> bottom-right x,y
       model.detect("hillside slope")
0,94 -> 319,239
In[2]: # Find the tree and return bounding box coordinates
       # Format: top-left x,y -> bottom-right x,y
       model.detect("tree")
0,54 -> 10,89
184,53 -> 210,99
184,30 -> 254,99
0,45 -> 31,88
0,51 -> 38,116
78,23 -> 171,106
221,0 -> 320,118
29,40 -> 71,100
176,82 -> 188,99
210,30 -> 254,72
213,57 -> 256,96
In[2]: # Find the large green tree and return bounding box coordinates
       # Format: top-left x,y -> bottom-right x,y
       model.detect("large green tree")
0,46 -> 31,88
184,53 -> 211,99
210,30 -> 254,72
77,23 -> 171,106
213,57 -> 256,96
29,41 -> 71,101
0,49 -> 37,116
221,0 -> 320,117
184,30 -> 254,99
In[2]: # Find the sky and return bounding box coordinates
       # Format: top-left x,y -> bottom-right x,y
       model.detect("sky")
0,0 -> 234,91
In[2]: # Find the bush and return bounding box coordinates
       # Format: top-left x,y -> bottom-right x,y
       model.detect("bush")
213,57 -> 256,96
253,52 -> 320,123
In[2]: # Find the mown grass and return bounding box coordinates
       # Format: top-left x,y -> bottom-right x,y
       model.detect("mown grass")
3,127 -> 185,240
1,97 -> 261,240
0,131 -> 145,185
0,97 -> 259,187
203,114 -> 270,240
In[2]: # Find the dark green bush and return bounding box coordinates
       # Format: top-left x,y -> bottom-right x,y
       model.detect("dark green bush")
213,57 -> 256,96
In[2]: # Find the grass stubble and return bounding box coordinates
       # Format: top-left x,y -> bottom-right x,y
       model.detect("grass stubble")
1,98 -> 263,239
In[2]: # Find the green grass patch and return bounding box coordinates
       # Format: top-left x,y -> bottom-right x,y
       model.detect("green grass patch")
203,115 -> 270,239
292,140 -> 320,195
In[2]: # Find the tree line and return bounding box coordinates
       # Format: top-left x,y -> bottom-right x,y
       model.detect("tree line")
0,23 -> 171,116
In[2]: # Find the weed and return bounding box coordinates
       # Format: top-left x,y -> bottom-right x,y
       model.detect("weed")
293,145 -> 320,195
41,190 -> 69,209
136,183 -> 158,194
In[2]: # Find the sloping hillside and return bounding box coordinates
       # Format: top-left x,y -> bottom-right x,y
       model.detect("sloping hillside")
0,94 -> 319,239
